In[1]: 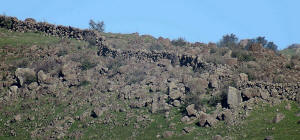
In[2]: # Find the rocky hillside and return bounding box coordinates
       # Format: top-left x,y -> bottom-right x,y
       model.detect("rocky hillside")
0,15 -> 300,140
280,44 -> 300,58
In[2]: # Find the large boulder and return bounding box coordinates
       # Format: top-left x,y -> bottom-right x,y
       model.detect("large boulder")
168,82 -> 183,100
91,108 -> 106,118
241,88 -> 260,99
218,109 -> 234,125
186,104 -> 197,116
15,68 -> 36,86
37,70 -> 52,84
239,73 -> 248,82
227,86 -> 242,108
198,111 -> 218,127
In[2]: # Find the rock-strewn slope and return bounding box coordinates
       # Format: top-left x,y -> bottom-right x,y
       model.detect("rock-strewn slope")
0,16 -> 299,139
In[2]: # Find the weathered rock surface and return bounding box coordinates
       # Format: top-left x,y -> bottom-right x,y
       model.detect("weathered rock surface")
227,86 -> 242,108
15,68 -> 36,86
186,104 -> 197,116
198,111 -> 217,127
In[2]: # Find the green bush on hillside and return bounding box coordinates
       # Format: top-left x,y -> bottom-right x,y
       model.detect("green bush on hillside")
171,37 -> 187,46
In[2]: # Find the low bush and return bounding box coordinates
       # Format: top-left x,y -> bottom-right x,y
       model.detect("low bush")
231,49 -> 255,62
89,19 -> 105,33
34,58 -> 62,75
80,59 -> 97,70
149,43 -> 164,51
171,37 -> 187,46
23,72 -> 37,85
125,70 -> 146,85
185,93 -> 205,111
79,80 -> 91,87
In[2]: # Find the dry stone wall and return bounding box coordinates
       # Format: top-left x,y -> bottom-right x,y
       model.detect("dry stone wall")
238,81 -> 300,101
0,15 -> 206,70
0,15 -> 103,46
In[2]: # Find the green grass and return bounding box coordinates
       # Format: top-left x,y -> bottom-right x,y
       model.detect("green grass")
0,28 -> 60,47
280,48 -> 300,58
136,101 -> 300,140
231,101 -> 300,140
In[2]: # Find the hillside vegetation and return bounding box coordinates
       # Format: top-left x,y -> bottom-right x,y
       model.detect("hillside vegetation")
0,16 -> 299,140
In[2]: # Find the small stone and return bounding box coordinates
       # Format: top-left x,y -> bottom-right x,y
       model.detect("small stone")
28,116 -> 35,121
264,136 -> 274,140
162,131 -> 174,138
181,116 -> 190,123
165,111 -> 170,118
9,86 -> 18,93
239,73 -> 248,82
151,102 -> 158,113
28,82 -> 38,90
273,113 -> 285,123
169,123 -> 176,129
14,114 -> 22,122
212,135 -> 223,140
285,103 -> 291,111
91,108 -> 104,118
296,113 -> 300,117
173,100 -> 181,107
183,127 -> 195,133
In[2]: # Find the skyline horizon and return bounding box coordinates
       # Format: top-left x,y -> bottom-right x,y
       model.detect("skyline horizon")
1,0 -> 299,50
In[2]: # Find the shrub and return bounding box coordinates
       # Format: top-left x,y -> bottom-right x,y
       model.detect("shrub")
23,73 -> 37,85
285,63 -> 294,69
206,55 -> 226,65
80,59 -> 97,70
171,37 -> 187,46
105,57 -> 126,74
85,33 -> 97,46
266,42 -> 278,52
79,80 -> 90,87
34,58 -> 62,75
149,43 -> 164,51
210,48 -> 217,54
231,49 -> 255,62
218,33 -> 238,48
255,36 -> 268,47
0,16 -> 13,29
57,49 -> 68,57
125,70 -> 146,85
246,37 -> 278,52
89,19 -> 105,32
185,93 -> 204,110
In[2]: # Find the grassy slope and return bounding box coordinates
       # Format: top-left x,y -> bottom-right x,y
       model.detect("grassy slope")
0,28 -> 299,139
280,47 -> 300,58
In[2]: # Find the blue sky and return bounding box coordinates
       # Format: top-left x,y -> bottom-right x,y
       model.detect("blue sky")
0,0 -> 299,49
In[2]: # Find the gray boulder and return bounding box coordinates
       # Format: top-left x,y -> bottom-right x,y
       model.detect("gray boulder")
227,86 -> 242,108
212,135 -> 223,140
198,111 -> 217,127
91,108 -> 105,118
186,104 -> 197,116
15,68 -> 36,86
239,73 -> 248,82
168,82 -> 183,100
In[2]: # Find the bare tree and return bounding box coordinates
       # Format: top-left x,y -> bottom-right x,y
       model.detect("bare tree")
89,19 -> 105,32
